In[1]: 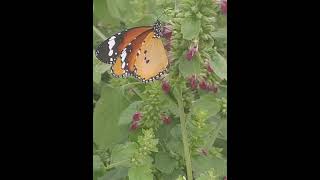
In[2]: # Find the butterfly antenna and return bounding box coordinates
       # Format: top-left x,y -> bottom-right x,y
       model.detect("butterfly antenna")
155,10 -> 166,21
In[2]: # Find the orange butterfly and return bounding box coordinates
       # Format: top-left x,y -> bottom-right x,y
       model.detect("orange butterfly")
95,20 -> 169,83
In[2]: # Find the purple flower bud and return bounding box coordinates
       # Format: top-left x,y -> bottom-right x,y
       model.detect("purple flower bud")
207,83 -> 218,93
162,81 -> 170,94
132,112 -> 142,122
199,80 -> 208,90
186,46 -> 198,61
207,64 -> 214,73
188,75 -> 198,90
221,0 -> 227,15
162,25 -> 173,40
162,116 -> 172,125
129,121 -> 139,131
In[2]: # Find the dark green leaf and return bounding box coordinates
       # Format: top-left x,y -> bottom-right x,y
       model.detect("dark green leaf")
155,152 -> 179,174
94,85 -> 130,149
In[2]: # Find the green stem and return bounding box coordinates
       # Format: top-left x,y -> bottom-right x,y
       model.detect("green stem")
177,88 -> 193,180
105,159 -> 130,170
93,25 -> 107,40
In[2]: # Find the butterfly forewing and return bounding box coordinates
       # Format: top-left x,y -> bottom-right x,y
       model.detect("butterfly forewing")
95,27 -> 152,65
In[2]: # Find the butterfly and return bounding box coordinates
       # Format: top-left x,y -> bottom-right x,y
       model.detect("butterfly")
95,20 -> 169,83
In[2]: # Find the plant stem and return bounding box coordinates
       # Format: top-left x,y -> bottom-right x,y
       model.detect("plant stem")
93,25 -> 107,40
105,159 -> 130,170
177,88 -> 193,180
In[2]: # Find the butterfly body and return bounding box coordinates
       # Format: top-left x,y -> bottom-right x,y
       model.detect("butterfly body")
95,20 -> 169,83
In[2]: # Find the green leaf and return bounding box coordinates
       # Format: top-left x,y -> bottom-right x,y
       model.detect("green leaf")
192,155 -> 226,178
179,57 -> 201,78
106,0 -> 122,20
94,85 -> 130,149
191,95 -> 220,118
98,167 -> 128,180
155,152 -> 178,174
210,51 -> 227,80
111,142 -> 138,167
93,51 -> 110,84
94,70 -> 102,84
158,169 -> 185,180
118,101 -> 142,125
166,139 -> 184,157
212,28 -> 227,40
94,155 -> 106,180
94,0 -> 119,25
128,165 -> 153,180
94,0 -> 108,20
170,124 -> 182,140
181,18 -> 201,40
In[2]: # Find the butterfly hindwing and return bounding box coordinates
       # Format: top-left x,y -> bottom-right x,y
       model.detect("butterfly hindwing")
122,29 -> 154,73
133,31 -> 169,82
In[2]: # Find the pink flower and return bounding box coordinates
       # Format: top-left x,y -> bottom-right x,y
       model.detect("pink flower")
223,176 -> 227,180
162,81 -> 170,94
132,112 -> 142,122
221,0 -> 227,15
199,80 -> 208,90
129,121 -> 139,131
188,75 -> 198,90
162,116 -> 172,125
207,64 -> 214,73
207,83 -> 218,93
186,46 -> 198,61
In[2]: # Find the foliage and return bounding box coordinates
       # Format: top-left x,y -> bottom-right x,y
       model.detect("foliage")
93,0 -> 227,179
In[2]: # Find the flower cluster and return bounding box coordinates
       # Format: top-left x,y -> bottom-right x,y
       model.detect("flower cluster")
187,75 -> 218,93
131,129 -> 158,166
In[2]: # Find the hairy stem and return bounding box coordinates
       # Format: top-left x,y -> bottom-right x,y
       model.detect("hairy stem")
177,87 -> 193,180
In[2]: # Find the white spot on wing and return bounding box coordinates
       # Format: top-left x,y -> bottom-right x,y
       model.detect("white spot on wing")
108,38 -> 116,54
121,49 -> 127,62
108,49 -> 113,56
